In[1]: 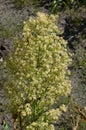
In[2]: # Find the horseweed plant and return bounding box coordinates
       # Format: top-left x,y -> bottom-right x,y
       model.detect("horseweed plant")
4,12 -> 71,129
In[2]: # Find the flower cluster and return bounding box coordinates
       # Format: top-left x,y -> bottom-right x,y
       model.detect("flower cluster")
4,12 -> 71,129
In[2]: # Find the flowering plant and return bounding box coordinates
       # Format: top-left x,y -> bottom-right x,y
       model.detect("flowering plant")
4,12 -> 71,129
